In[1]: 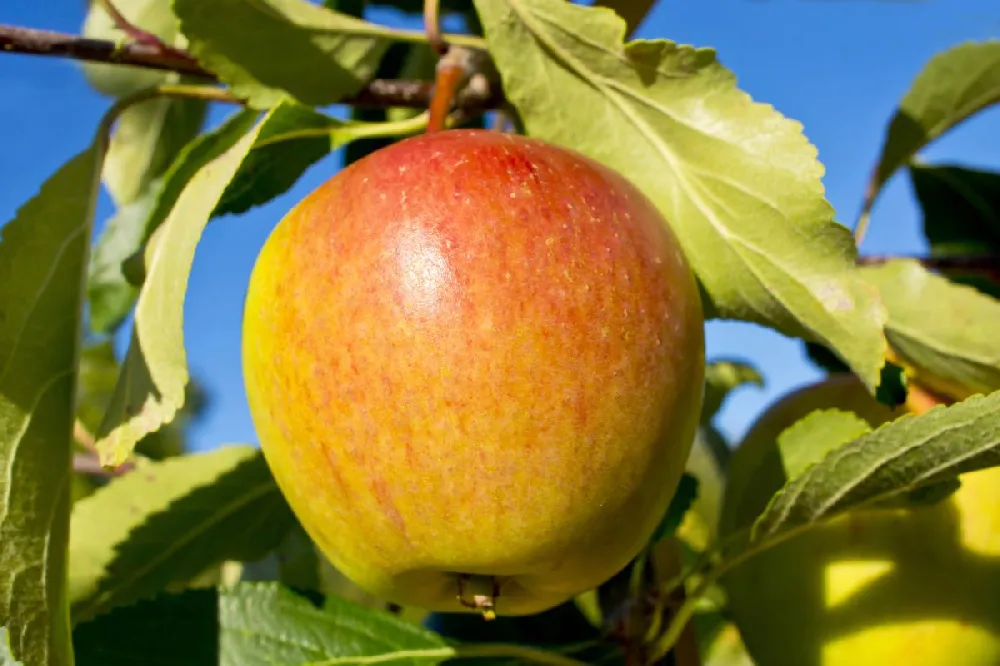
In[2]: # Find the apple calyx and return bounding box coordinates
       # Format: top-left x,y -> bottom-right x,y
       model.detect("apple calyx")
456,574 -> 500,621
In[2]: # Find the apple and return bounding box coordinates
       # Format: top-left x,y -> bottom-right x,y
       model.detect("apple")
241,129 -> 706,616
720,374 -> 1000,666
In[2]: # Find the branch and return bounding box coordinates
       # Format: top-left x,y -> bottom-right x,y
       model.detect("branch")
0,24 -> 503,111
858,254 -> 1000,273
858,254 -> 1000,288
1,24 -> 211,78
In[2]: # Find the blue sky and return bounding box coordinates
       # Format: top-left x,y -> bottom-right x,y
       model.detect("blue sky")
1,0 -> 998,452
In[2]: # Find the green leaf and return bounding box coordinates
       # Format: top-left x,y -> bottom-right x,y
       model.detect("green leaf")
776,409 -> 872,479
649,473 -> 699,545
701,360 -> 764,424
474,0 -> 889,389
0,145 -> 102,666
103,96 -> 208,206
173,0 -> 396,108
94,113 -> 268,467
87,109 -> 260,334
748,390 -> 1000,546
909,163 -> 1000,255
861,259 -> 1000,398
69,445 -> 295,623
80,0 -> 180,97
0,628 -> 22,666
221,583 -> 451,666
861,40 -> 1000,218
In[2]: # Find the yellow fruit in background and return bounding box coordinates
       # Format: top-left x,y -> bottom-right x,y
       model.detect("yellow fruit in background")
720,374 -> 1000,666
242,130 -> 705,617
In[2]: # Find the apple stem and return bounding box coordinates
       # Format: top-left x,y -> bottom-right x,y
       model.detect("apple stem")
456,574 -> 499,621
423,0 -> 469,134
424,0 -> 450,133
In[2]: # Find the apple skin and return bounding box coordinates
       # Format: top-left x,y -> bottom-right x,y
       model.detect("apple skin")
720,374 -> 1000,666
242,129 -> 705,616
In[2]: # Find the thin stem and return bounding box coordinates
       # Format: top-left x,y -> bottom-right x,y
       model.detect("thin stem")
308,644 -> 590,666
423,0 -> 448,56
73,420 -> 97,454
73,452 -> 134,477
95,0 -> 197,65
454,643 -> 591,666
152,83 -> 244,105
427,46 -> 483,133
252,111 -> 430,149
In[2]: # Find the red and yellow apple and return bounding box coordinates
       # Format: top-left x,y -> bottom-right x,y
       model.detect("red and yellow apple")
242,129 -> 705,616
720,374 -> 1000,666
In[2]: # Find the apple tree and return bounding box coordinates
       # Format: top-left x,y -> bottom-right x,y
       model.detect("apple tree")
1,1 -> 999,665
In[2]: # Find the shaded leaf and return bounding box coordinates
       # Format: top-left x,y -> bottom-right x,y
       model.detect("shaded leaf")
173,0 -> 396,108
748,390 -> 1000,545
861,259 -> 1000,399
426,601 -> 621,665
803,341 -> 851,374
69,445 -> 296,623
73,588 -> 218,666
75,583 -> 504,666
474,0 -> 888,389
0,146 -> 101,666
591,0 -> 658,36
702,360 -> 764,424
861,40 -> 1000,218
215,101 -> 349,217
103,96 -> 208,206
86,109 -> 260,334
910,163 -> 1000,255
217,100 -> 430,217
776,409 -> 872,479
95,114 -> 268,467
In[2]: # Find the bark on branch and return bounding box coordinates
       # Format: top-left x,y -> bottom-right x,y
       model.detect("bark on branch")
0,23 -> 503,111
858,254 -> 1000,273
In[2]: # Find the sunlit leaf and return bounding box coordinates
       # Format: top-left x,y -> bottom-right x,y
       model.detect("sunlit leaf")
95,115 -> 268,467
862,259 -> 1000,399
749,391 -> 1000,545
474,0 -> 888,389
